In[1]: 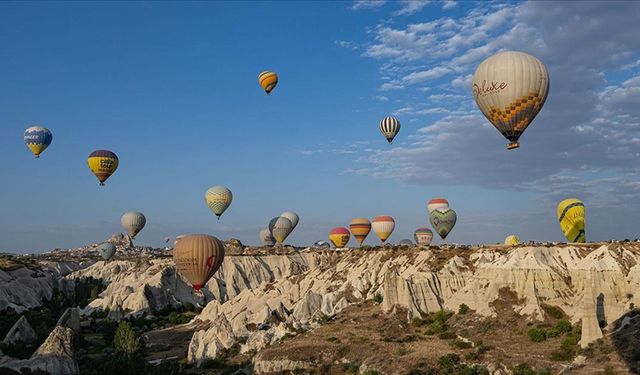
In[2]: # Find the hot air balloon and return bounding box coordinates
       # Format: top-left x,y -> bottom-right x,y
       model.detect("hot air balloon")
349,218 -> 372,246
313,240 -> 331,249
429,208 -> 457,240
121,212 -> 146,238
173,234 -> 225,292
269,216 -> 293,245
504,235 -> 520,245
259,228 -> 276,246
24,126 -> 52,158
399,239 -> 413,246
372,216 -> 395,244
427,198 -> 449,214
472,51 -> 549,150
205,186 -> 233,219
329,227 -> 350,248
258,71 -> 278,94
87,150 -> 119,185
557,199 -> 586,243
174,235 -> 186,246
280,211 -> 299,231
379,116 -> 400,144
96,242 -> 116,260
414,228 -> 433,246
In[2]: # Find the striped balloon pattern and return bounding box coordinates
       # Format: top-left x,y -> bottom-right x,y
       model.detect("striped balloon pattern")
429,208 -> 457,240
259,228 -> 276,246
329,227 -> 350,248
205,186 -> 233,219
269,216 -> 293,244
399,239 -> 413,246
472,51 -> 549,150
313,240 -> 331,249
280,211 -> 299,231
414,227 -> 433,246
258,71 -> 278,94
427,198 -> 449,214
173,234 -> 225,292
379,116 -> 400,144
97,242 -> 116,260
87,150 -> 119,185
557,198 -> 585,243
372,215 -> 395,244
121,211 -> 146,238
504,235 -> 520,245
24,126 -> 52,158
349,218 -> 371,245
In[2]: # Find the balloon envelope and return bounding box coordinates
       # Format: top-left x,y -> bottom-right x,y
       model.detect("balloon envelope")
259,228 -> 276,246
472,51 -> 549,150
349,218 -> 372,245
329,227 -> 350,248
429,208 -> 457,240
87,150 -> 119,185
24,126 -> 52,158
205,186 -> 233,219
414,228 -> 434,246
504,235 -> 520,246
557,198 -> 586,243
427,198 -> 449,214
96,242 -> 116,260
379,116 -> 400,144
371,216 -> 395,244
269,216 -> 293,244
121,212 -> 146,238
280,211 -> 299,230
173,234 -> 225,292
258,71 -> 278,94
313,240 -> 331,249
399,239 -> 413,246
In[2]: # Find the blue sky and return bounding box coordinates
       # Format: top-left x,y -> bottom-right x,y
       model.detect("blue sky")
1,1 -> 640,252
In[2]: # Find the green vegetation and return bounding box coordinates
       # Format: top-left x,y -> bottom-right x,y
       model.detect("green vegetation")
343,362 -> 360,374
374,293 -> 384,304
437,353 -> 489,374
362,370 -> 383,375
527,327 -> 546,342
114,321 -> 140,356
604,366 -> 616,375
541,304 -> 565,319
458,304 -> 470,315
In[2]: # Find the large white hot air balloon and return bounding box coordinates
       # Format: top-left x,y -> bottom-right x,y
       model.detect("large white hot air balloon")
472,51 -> 549,150
280,211 -> 299,231
121,212 -> 146,238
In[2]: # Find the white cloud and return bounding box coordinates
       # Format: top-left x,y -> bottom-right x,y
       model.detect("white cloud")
393,0 -> 431,16
375,95 -> 390,101
442,0 -> 457,10
351,0 -> 386,10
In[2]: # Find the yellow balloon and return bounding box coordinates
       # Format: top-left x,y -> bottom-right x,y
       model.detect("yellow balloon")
87,150 -> 119,186
504,235 -> 520,246
258,71 -> 278,94
557,198 -> 585,243
472,51 -> 549,150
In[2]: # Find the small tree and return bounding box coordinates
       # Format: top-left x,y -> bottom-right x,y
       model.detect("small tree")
90,286 -> 100,301
114,321 -> 139,356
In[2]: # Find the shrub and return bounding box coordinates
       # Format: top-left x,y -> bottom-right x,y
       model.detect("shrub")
337,345 -> 350,356
114,321 -> 139,356
465,352 -> 479,361
396,345 -> 410,356
452,339 -> 473,349
527,327 -> 547,343
326,336 -> 340,343
425,320 -> 447,335
412,317 -> 425,327
344,362 -> 359,374
374,293 -> 383,304
511,363 -> 536,375
604,365 -> 616,375
458,304 -> 470,315
438,353 -> 461,372
434,309 -> 454,323
362,370 -> 383,375
555,320 -> 572,334
541,305 -> 564,319
439,330 -> 457,340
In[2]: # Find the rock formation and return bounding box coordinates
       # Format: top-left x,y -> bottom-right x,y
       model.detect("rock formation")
56,307 -> 81,332
3,316 -> 37,345
1,326 -> 78,375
